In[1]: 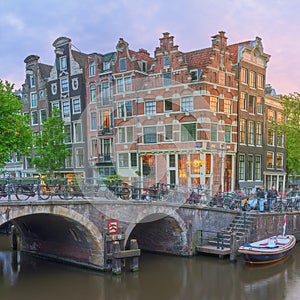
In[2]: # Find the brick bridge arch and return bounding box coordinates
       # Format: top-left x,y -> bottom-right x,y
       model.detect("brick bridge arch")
0,205 -> 104,269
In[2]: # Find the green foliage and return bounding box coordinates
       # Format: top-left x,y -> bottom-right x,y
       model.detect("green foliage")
277,93 -> 300,175
103,174 -> 122,186
0,80 -> 33,167
32,106 -> 68,177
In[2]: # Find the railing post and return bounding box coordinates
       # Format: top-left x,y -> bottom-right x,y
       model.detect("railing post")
7,175 -> 11,201
217,232 -> 220,249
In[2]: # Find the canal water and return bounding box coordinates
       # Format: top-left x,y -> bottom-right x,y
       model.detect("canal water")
1,235 -> 300,300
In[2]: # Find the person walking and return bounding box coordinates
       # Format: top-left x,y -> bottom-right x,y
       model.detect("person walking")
267,185 -> 278,212
257,186 -> 265,212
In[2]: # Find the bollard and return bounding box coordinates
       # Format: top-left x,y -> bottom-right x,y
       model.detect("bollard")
130,239 -> 139,272
112,241 -> 122,275
230,232 -> 237,262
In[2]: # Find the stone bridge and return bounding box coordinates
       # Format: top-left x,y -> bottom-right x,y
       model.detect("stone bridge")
1,199 -> 299,271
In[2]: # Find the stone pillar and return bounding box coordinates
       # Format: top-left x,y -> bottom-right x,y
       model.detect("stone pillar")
230,232 -> 237,262
10,225 -> 18,250
130,239 -> 139,272
112,241 -> 122,275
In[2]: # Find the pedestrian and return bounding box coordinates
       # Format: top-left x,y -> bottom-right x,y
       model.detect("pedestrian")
257,186 -> 265,212
267,185 -> 278,212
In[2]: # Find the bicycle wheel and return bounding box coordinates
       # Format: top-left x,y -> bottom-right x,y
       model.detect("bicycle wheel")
60,185 -> 73,200
38,185 -> 51,200
15,186 -> 30,201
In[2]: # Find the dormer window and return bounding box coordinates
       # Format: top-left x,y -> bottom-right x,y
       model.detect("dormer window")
103,61 -> 110,71
190,70 -> 198,81
60,56 -> 67,70
120,58 -> 126,71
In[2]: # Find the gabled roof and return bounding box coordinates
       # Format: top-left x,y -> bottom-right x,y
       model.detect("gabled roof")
184,47 -> 212,70
227,41 -> 253,64
71,50 -> 89,67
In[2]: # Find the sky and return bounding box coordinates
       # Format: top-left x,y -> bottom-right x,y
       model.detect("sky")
0,0 -> 299,95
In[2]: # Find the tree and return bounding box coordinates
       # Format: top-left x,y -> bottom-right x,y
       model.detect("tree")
32,106 -> 68,177
275,93 -> 300,177
0,80 -> 33,168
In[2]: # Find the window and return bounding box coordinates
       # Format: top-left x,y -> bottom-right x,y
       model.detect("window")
117,78 -> 123,93
210,123 -> 218,142
247,155 -> 254,180
238,155 -> 245,180
276,153 -> 284,169
118,101 -> 133,118
224,125 -> 231,143
224,99 -> 232,114
163,72 -> 172,86
74,123 -> 82,142
103,61 -> 110,71
248,95 -> 255,114
72,98 -> 81,114
181,96 -> 193,112
72,78 -> 78,90
91,112 -> 97,130
145,101 -> 156,115
40,109 -> 47,123
164,98 -> 173,111
64,125 -> 71,143
75,148 -> 84,168
249,71 -> 256,88
165,125 -> 173,141
169,154 -> 176,168
257,74 -> 265,89
101,110 -> 111,130
90,85 -> 96,102
119,153 -> 129,167
89,62 -> 96,76
62,101 -> 70,118
268,129 -> 274,146
268,109 -> 275,122
131,153 -> 137,167
256,97 -> 263,114
181,123 -> 196,141
277,133 -> 284,147
164,55 -> 170,67
240,119 -> 246,144
248,121 -> 255,145
60,78 -> 69,93
256,122 -> 262,146
30,92 -> 37,108
124,77 -> 132,91
59,56 -> 66,70
29,75 -> 35,88
118,127 -> 133,143
99,82 -> 112,105
277,112 -> 283,124
210,96 -> 218,112
241,68 -> 248,84
51,83 -> 57,95
240,92 -> 247,110
267,151 -> 274,168
190,70 -> 198,81
143,127 -> 157,144
31,111 -> 38,125
139,61 -> 147,72
120,58 -> 126,71
23,94 -> 28,105
255,155 -> 262,180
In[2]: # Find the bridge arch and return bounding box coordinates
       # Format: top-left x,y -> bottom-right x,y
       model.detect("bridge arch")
0,205 -> 104,269
124,206 -> 189,255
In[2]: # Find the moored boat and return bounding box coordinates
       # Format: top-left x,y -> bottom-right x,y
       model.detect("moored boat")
238,234 -> 296,264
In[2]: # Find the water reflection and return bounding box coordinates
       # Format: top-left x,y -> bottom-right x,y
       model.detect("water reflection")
1,234 -> 300,300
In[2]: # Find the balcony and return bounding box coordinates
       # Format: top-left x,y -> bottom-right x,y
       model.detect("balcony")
98,154 -> 112,162
98,127 -> 113,136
